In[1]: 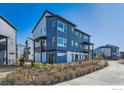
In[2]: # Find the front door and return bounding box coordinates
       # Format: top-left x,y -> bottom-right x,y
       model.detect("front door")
75,54 -> 78,61
48,54 -> 55,64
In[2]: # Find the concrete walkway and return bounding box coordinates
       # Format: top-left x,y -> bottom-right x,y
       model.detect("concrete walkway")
56,61 -> 124,85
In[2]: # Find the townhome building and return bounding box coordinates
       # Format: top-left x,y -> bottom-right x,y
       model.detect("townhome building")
95,44 -> 119,60
16,44 -> 25,59
0,15 -> 17,65
25,37 -> 34,61
32,10 -> 93,63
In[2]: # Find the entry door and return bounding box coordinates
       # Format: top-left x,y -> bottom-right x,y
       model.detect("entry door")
75,54 -> 78,61
48,54 -> 55,64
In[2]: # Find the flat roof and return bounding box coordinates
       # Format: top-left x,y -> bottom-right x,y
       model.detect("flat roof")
0,15 -> 17,31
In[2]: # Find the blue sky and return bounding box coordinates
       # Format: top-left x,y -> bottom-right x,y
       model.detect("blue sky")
0,3 -> 124,51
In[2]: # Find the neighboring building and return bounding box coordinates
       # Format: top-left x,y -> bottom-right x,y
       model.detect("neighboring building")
25,37 -> 34,61
16,44 -> 25,59
95,44 -> 119,60
119,52 -> 124,59
32,10 -> 93,64
0,15 -> 17,65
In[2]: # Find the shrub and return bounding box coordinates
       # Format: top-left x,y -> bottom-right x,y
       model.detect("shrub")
1,61 -> 108,85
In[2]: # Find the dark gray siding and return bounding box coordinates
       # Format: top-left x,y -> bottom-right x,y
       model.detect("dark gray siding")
46,17 -> 57,51
56,18 -> 67,51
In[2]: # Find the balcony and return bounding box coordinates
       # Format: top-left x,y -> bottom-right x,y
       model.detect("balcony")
0,44 -> 6,51
83,49 -> 89,53
35,46 -> 46,53
33,31 -> 46,42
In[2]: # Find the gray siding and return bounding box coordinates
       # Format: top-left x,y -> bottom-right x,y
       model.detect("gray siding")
46,17 -> 57,51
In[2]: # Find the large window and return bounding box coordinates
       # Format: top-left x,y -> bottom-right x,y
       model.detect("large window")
80,33 -> 82,38
71,27 -> 74,33
84,45 -> 89,49
57,52 -> 66,57
57,37 -> 67,47
75,31 -> 78,36
84,34 -> 89,40
57,20 -> 67,32
75,42 -> 79,47
71,40 -> 74,46
52,21 -> 56,27
52,37 -> 56,45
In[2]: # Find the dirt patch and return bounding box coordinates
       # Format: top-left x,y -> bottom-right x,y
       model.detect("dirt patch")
0,66 -> 21,82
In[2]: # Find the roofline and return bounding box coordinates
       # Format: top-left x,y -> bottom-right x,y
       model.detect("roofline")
97,45 -> 119,49
55,15 -> 77,26
27,37 -> 34,41
32,10 -> 77,33
75,28 -> 91,37
0,15 -> 17,31
32,10 -> 55,33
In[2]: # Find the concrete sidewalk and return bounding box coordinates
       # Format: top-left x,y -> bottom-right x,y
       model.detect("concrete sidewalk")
56,61 -> 124,85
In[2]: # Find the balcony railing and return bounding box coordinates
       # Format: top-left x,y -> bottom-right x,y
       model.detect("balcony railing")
35,46 -> 46,52
83,49 -> 89,53
33,31 -> 46,41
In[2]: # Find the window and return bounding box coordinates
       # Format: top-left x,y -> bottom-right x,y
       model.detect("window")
75,31 -> 78,36
52,37 -> 55,44
72,53 -> 74,62
84,35 -> 89,40
80,44 -> 82,48
71,40 -> 74,46
71,27 -> 74,33
79,54 -> 81,60
57,20 -> 67,32
75,42 -> 78,47
42,40 -> 46,47
75,54 -> 78,61
57,52 -> 66,56
57,37 -> 67,47
84,45 -> 89,49
80,33 -> 82,38
52,21 -> 56,27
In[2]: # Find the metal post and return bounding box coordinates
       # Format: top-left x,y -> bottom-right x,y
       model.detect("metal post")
33,41 -> 35,62
6,37 -> 8,65
88,43 -> 90,60
92,44 -> 94,59
41,39 -> 42,63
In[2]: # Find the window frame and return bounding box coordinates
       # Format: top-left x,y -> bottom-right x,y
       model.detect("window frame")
57,36 -> 67,47
57,20 -> 67,32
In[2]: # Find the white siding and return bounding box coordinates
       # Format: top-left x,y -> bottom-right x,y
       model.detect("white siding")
42,52 -> 46,62
67,51 -> 84,62
27,39 -> 34,61
33,12 -> 52,39
0,17 -> 16,64
17,45 -> 25,59
35,53 -> 41,62
100,48 -> 111,57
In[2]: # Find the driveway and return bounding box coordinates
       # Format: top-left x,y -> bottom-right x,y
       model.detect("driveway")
56,61 -> 124,85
